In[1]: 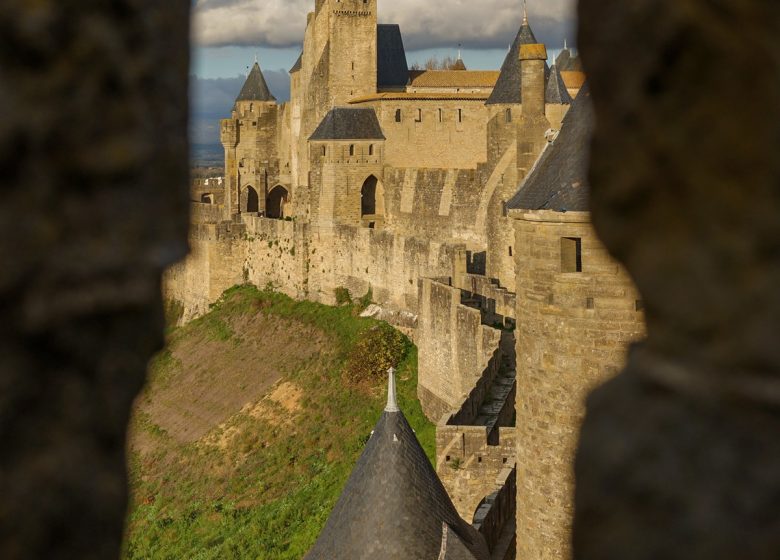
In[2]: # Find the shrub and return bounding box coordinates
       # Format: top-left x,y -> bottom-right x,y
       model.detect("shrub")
334,287 -> 352,306
357,287 -> 373,311
345,323 -> 408,384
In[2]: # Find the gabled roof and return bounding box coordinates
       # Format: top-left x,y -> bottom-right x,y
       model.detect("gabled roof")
289,53 -> 302,74
486,20 -> 540,105
309,107 -> 386,141
304,372 -> 489,560
236,62 -> 275,102
508,84 -> 593,212
408,70 -> 499,89
378,24 -> 409,89
546,64 -> 573,104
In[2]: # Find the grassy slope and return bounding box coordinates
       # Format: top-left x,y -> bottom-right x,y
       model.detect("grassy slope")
124,286 -> 434,559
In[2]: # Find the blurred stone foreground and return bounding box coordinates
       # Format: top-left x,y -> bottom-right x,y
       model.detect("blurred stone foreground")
1,1 -> 779,560
0,2 -> 190,558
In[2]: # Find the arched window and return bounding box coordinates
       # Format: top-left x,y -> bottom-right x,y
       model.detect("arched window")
266,185 -> 289,220
368,144 -> 374,156
243,186 -> 259,213
506,108 -> 512,123
321,145 -> 326,156
395,109 -> 402,122
361,175 -> 379,217
349,144 -> 355,157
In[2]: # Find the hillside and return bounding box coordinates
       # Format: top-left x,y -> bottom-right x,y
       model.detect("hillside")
123,286 -> 434,559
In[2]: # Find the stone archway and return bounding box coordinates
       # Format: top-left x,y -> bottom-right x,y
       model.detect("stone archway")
361,175 -> 380,217
201,193 -> 214,204
266,185 -> 289,219
243,185 -> 259,213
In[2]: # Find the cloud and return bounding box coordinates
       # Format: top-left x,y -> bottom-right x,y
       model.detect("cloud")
190,70 -> 291,145
193,0 -> 576,50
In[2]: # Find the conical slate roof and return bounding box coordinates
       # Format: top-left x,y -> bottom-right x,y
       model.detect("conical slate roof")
305,371 -> 490,560
508,83 -> 593,212
546,63 -> 573,104
555,48 -> 584,72
236,62 -> 275,102
486,19 -> 540,105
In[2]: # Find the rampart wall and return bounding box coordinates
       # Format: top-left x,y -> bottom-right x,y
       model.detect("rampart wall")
416,278 -> 503,420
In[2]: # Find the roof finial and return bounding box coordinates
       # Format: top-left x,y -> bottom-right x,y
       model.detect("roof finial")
385,368 -> 400,412
523,0 -> 529,25
457,43 -> 462,60
254,51 -> 258,65
564,38 -> 568,51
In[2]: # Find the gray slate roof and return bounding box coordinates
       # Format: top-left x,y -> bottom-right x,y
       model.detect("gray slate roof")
304,408 -> 489,560
289,53 -> 302,74
486,21 -> 540,105
508,83 -> 593,212
378,24 -> 409,89
310,107 -> 386,141
555,48 -> 584,72
236,62 -> 275,102
546,64 -> 573,105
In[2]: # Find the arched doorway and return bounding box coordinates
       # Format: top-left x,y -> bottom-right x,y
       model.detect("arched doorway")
361,175 -> 379,217
201,193 -> 214,204
266,185 -> 289,219
243,186 -> 259,213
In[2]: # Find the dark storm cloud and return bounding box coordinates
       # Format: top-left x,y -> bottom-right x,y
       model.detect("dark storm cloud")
194,0 -> 576,51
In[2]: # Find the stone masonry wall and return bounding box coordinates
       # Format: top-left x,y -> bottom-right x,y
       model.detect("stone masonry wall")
437,426 -> 517,522
512,209 -> 645,560
416,278 -> 503,420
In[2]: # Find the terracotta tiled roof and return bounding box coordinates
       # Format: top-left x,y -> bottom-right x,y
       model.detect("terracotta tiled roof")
560,71 -> 586,90
350,92 -> 490,103
407,70 -> 499,89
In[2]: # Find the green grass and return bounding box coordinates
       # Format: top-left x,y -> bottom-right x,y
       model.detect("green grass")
123,285 -> 434,559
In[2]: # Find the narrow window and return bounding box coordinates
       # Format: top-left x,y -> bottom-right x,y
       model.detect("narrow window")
561,237 -> 583,273
415,108 -> 422,122
349,144 -> 355,157
506,108 -> 512,123
458,108 -> 463,123
351,61 -> 355,70
586,297 -> 595,309
321,145 -> 326,156
438,108 -> 443,122
395,109 -> 402,122
249,103 -> 253,112
368,144 -> 374,156
509,246 -> 513,257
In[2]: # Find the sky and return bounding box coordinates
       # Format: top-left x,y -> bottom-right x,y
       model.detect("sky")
190,0 -> 577,146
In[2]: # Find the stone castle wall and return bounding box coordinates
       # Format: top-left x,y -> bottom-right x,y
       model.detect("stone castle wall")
437,426 -> 517,522
416,278 -> 503,420
511,209 -> 645,560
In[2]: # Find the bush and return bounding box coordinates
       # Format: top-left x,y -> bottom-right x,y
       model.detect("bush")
357,287 -> 373,311
345,323 -> 408,384
334,287 -> 352,306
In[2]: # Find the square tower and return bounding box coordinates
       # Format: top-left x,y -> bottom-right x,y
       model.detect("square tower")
326,0 -> 378,104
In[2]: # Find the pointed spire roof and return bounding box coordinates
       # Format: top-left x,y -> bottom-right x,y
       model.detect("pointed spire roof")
236,61 -> 275,102
305,370 -> 490,560
546,62 -> 573,104
486,13 -> 542,104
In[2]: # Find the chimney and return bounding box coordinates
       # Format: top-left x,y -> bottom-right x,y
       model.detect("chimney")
519,43 -> 548,118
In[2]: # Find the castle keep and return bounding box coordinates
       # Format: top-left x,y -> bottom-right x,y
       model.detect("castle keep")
165,1 -> 645,557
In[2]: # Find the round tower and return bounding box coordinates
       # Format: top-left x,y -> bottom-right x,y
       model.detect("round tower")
509,88 -> 645,559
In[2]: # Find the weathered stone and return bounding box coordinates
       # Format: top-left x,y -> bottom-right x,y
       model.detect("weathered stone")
574,0 -> 780,558
0,2 -> 190,558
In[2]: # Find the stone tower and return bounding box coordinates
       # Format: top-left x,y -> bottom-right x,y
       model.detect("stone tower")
322,0 -> 378,105
509,88 -> 644,560
309,107 -> 385,228
221,61 -> 279,218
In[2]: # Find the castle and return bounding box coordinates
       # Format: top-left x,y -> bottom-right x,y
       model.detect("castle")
166,1 -> 646,558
